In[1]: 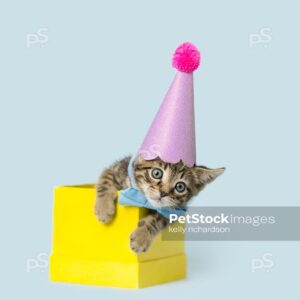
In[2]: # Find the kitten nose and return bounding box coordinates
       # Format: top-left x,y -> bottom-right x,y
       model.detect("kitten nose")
160,191 -> 168,198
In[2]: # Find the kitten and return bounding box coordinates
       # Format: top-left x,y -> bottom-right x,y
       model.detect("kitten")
94,155 -> 224,253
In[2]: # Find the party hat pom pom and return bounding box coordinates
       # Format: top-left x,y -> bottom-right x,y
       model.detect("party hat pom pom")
172,42 -> 200,73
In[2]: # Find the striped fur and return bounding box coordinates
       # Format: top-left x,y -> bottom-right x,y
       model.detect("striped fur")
95,155 -> 224,252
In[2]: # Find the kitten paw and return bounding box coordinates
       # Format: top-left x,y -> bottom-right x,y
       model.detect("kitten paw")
94,196 -> 115,223
130,226 -> 153,253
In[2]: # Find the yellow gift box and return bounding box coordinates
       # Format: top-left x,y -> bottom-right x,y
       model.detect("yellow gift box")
49,184 -> 186,288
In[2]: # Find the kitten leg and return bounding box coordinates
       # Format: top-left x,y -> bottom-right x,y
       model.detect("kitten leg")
130,213 -> 169,253
94,168 -> 117,223
94,156 -> 131,223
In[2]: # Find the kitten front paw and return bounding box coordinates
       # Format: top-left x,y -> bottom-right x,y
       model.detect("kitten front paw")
130,226 -> 153,253
94,196 -> 115,224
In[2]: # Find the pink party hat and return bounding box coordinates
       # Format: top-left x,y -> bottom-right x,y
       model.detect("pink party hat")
138,42 -> 201,167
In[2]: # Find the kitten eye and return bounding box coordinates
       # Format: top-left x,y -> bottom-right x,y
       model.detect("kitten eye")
151,168 -> 163,179
175,182 -> 186,193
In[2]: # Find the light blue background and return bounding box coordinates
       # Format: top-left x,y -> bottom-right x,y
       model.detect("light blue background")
0,0 -> 299,299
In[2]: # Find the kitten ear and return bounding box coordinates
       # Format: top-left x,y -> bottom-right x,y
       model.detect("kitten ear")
134,154 -> 144,164
193,166 -> 225,185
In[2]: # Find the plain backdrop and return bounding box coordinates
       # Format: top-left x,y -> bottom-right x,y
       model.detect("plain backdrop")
0,0 -> 299,299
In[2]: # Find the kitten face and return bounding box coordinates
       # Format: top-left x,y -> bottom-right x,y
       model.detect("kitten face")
133,155 -> 224,208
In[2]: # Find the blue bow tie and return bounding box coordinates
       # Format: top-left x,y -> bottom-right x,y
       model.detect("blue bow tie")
118,156 -> 187,220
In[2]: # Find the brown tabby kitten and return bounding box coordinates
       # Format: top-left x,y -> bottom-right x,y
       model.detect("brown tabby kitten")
94,155 -> 224,253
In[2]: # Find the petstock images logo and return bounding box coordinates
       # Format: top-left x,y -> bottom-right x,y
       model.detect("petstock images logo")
162,207 -> 300,241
